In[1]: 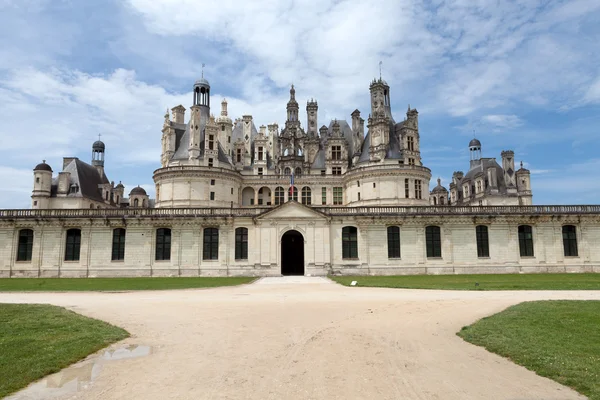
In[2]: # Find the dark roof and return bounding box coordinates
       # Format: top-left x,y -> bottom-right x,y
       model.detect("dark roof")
431,178 -> 448,193
93,140 -> 105,151
469,138 -> 481,147
115,181 -> 124,189
34,161 -> 52,172
130,186 -> 147,196
55,159 -> 109,202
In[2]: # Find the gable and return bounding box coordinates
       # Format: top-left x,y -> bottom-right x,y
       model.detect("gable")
255,201 -> 329,221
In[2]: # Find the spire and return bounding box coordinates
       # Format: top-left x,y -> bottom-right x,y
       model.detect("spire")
437,178 -> 441,186
221,98 -> 228,116
290,84 -> 296,101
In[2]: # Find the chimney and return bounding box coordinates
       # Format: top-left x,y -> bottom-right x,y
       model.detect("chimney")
57,172 -> 71,195
171,105 -> 186,124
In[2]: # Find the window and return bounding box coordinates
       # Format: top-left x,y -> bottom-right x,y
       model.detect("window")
222,125 -> 225,131
258,147 -> 263,161
210,179 -> 215,185
415,180 -> 422,199
321,170 -> 326,176
64,229 -> 81,261
34,201 -> 38,206
36,177 -> 39,183
235,227 -> 248,260
518,225 -> 534,257
342,226 -> 358,259
284,167 -> 291,175
332,146 -> 341,160
155,228 -> 171,261
289,186 -> 298,201
332,167 -> 342,175
475,225 -> 489,258
236,149 -> 242,163
321,187 -> 327,205
562,225 -> 578,257
231,188 -> 234,195
208,158 -> 213,167
357,181 -> 360,187
387,226 -> 401,258
405,179 -> 410,198
203,228 -> 219,260
208,134 -> 214,150
275,187 -> 285,205
258,167 -> 263,176
210,191 -> 215,200
16,229 -> 34,262
358,192 -> 361,201
373,183 -> 376,188
408,158 -> 415,166
295,167 -> 302,176
433,197 -> 437,205
440,196 -> 445,205
425,226 -> 441,258
112,228 -> 126,261
476,181 -> 482,193
407,136 -> 414,151
333,187 -> 343,205
301,187 -> 312,205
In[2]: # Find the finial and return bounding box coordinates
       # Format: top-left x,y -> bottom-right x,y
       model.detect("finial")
520,161 -> 523,168
379,60 -> 382,79
437,178 -> 441,186
201,63 -> 205,78
407,104 -> 410,112
98,133 -> 102,141
42,159 -> 46,163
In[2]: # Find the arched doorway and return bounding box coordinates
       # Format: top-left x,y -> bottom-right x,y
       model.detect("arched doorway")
281,230 -> 304,276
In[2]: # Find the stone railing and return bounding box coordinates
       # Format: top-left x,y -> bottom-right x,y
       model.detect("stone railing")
1,205 -> 599,219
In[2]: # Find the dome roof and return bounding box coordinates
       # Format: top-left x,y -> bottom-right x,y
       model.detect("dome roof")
469,138 -> 481,148
93,140 -> 105,151
115,181 -> 125,189
129,186 -> 147,196
194,77 -> 210,87
431,178 -> 448,193
34,160 -> 52,172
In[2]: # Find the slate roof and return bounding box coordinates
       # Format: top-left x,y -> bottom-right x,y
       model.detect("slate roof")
52,158 -> 109,202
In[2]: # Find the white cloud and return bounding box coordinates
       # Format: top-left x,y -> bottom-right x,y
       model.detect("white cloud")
481,114 -> 523,130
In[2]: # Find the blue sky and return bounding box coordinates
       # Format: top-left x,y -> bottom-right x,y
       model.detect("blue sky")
1,0 -> 599,208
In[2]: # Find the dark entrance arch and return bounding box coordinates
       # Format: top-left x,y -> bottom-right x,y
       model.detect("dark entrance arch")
281,230 -> 304,276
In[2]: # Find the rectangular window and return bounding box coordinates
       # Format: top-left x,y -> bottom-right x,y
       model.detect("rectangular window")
236,149 -> 242,163
333,187 -> 343,205
405,179 -> 410,198
258,167 -> 263,176
518,225 -> 534,257
210,191 -> 215,200
407,136 -> 414,151
203,228 -> 219,260
425,226 -> 442,258
301,187 -> 312,205
16,229 -> 34,262
357,181 -> 360,187
332,145 -> 341,160
208,158 -> 213,167
208,134 -> 214,150
231,188 -> 234,195
562,225 -> 578,257
342,226 -> 358,259
475,225 -> 489,258
415,180 -> 422,199
111,228 -> 126,261
332,167 -> 342,175
357,192 -> 360,201
155,228 -> 171,261
64,229 -> 81,261
322,187 -> 327,205
275,187 -> 284,205
387,226 -> 401,258
408,158 -> 415,166
373,183 -> 376,188
210,179 -> 215,185
321,170 -> 326,176
235,227 -> 248,260
258,147 -> 263,161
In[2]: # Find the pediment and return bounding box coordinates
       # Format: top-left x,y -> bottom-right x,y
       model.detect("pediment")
255,201 -> 329,221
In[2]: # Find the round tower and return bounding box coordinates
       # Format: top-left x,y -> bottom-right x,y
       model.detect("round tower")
129,186 -> 149,208
469,138 -> 482,161
92,137 -> 105,177
32,160 -> 53,209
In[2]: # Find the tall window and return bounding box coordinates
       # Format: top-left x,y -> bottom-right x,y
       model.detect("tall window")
562,225 -> 578,257
301,187 -> 312,205
134,198 -> 139,207
289,186 -> 298,201
342,226 -> 358,259
203,228 -> 219,260
208,134 -> 214,150
332,167 -> 342,175
322,187 -> 327,205
387,226 -> 401,258
235,227 -> 248,260
64,229 -> 81,261
16,229 -> 34,262
332,146 -> 341,160
295,167 -> 302,176
476,181 -> 482,193
407,136 -> 414,151
155,228 -> 171,261
333,187 -> 343,205
405,179 -> 410,198
275,187 -> 285,205
236,148 -> 242,163
518,225 -> 534,257
408,158 -> 415,166
475,225 -> 489,258
425,226 -> 441,258
415,180 -> 422,199
112,228 -> 126,261
258,147 -> 263,161
284,167 -> 291,175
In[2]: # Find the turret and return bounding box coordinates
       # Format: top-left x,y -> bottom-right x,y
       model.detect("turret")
516,161 -> 532,205
32,160 -> 53,209
114,181 -> 125,207
92,138 -> 105,176
306,99 -> 318,136
204,114 -> 219,167
286,85 -> 299,125
368,78 -> 391,161
216,99 -> 233,160
129,186 -> 149,208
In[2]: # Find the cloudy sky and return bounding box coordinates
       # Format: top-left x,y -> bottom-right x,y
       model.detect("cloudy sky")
1,0 -> 599,208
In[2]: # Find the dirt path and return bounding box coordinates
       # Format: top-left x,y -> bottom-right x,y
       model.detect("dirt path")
2,277 -> 598,400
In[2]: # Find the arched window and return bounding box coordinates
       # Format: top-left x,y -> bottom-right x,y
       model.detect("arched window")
142,199 -> 147,207
235,227 -> 248,260
433,197 -> 437,205
64,229 -> 81,261
289,186 -> 298,202
475,225 -> 489,258
440,196 -> 445,205
134,198 -> 139,207
518,225 -> 534,257
562,225 -> 578,257
425,226 -> 441,258
284,167 -> 291,175
16,229 -> 34,262
112,228 -> 126,261
155,228 -> 171,261
342,226 -> 358,259
275,187 -> 285,205
295,167 -> 302,176
203,228 -> 219,260
89,204 -> 94,209
301,187 -> 311,205
387,226 -> 400,259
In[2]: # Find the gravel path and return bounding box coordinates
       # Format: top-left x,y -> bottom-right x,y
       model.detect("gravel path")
2,277 -> 598,400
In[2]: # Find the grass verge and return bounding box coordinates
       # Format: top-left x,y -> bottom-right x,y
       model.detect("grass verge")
329,273 -> 600,290
0,277 -> 255,292
457,301 -> 600,399
0,303 -> 129,397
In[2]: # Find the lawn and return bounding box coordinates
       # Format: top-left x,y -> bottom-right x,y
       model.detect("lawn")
458,301 -> 600,399
329,273 -> 600,290
0,277 -> 255,292
0,303 -> 129,397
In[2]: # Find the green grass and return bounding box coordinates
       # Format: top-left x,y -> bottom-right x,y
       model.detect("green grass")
458,301 -> 600,399
329,273 -> 600,290
0,277 -> 255,292
0,303 -> 129,397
